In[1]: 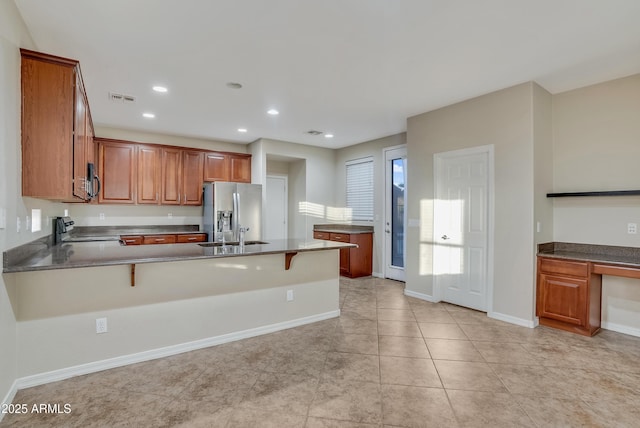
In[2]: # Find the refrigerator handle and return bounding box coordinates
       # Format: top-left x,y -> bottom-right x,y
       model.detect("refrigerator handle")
233,192 -> 239,239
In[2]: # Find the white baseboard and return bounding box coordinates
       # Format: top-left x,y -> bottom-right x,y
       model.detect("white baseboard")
13,310 -> 340,391
0,380 -> 19,421
488,311 -> 536,328
404,289 -> 439,303
372,271 -> 383,278
602,321 -> 640,338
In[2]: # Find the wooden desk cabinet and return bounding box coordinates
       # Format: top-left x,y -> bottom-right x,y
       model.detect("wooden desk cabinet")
536,257 -> 602,336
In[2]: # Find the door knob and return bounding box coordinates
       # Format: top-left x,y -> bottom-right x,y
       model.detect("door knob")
385,229 -> 390,233
441,235 -> 450,240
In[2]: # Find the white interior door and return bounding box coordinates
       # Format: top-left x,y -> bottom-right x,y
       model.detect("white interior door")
434,146 -> 491,311
265,175 -> 287,241
384,146 -> 407,281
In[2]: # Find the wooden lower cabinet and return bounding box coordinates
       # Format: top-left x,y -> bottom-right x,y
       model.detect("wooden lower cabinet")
536,257 -> 601,336
177,233 -> 207,243
313,231 -> 373,278
120,235 -> 143,245
121,233 -> 206,245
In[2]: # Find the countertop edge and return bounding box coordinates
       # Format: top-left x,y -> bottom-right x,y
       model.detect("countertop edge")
3,242 -> 355,274
537,241 -> 640,269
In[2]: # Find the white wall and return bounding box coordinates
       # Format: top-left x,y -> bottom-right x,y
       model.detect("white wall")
406,83 -> 538,326
335,133 -> 407,277
0,0 -> 58,407
552,74 -> 640,335
250,138 -> 335,240
532,83 -> 554,246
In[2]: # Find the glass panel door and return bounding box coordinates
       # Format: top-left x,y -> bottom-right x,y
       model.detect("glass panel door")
384,146 -> 407,281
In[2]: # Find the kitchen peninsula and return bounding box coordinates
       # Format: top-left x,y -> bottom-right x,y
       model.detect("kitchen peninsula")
2,233 -> 353,386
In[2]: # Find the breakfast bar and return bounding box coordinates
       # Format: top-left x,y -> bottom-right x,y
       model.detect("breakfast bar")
2,233 -> 354,383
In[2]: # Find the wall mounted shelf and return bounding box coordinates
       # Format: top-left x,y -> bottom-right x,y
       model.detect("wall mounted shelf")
547,190 -> 640,198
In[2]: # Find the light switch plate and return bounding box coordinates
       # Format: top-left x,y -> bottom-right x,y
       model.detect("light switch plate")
0,207 -> 6,229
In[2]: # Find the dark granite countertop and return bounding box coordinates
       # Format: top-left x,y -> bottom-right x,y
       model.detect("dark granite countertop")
537,242 -> 640,268
313,224 -> 374,234
3,238 -> 355,273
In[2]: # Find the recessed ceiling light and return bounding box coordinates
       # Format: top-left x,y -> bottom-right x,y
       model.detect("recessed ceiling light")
152,86 -> 168,93
325,134 -> 334,138
142,112 -> 155,118
226,82 -> 243,89
238,128 -> 248,133
267,109 -> 279,115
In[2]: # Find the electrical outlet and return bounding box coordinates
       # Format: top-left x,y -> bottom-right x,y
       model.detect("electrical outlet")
99,213 -> 105,220
168,213 -> 173,219
286,290 -> 294,302
628,223 -> 637,234
96,317 -> 108,334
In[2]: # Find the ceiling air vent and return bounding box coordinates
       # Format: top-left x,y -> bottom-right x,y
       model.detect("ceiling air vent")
306,130 -> 323,136
109,92 -> 136,103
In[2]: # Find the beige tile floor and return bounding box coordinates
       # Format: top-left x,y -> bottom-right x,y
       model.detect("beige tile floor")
2,277 -> 640,427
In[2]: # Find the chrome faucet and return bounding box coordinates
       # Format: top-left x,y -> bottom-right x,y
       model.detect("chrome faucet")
238,226 -> 250,247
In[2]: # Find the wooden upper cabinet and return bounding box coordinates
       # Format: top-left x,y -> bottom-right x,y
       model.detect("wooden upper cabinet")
137,145 -> 161,204
21,49 -> 94,202
161,147 -> 182,205
98,139 -> 136,204
73,74 -> 88,200
204,152 -> 251,183
203,152 -> 229,182
96,138 -> 248,205
182,150 -> 204,205
229,154 -> 251,183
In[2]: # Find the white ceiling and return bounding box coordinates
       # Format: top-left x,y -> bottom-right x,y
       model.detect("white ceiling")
14,0 -> 640,149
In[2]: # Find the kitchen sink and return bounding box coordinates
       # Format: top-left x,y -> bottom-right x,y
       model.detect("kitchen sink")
198,241 -> 269,247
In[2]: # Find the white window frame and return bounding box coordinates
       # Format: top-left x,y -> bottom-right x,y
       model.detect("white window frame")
346,156 -> 374,222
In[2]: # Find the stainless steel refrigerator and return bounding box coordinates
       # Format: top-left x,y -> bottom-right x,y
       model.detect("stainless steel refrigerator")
203,182 -> 263,242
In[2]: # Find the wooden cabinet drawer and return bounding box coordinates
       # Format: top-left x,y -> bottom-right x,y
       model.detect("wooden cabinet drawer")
313,231 -> 330,240
120,235 -> 143,245
176,233 -> 207,243
143,234 -> 177,245
539,258 -> 588,277
330,233 -> 350,243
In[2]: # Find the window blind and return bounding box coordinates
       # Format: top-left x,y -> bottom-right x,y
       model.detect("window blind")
346,157 -> 374,221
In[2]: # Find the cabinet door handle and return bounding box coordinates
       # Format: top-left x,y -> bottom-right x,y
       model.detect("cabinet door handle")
188,237 -> 197,241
